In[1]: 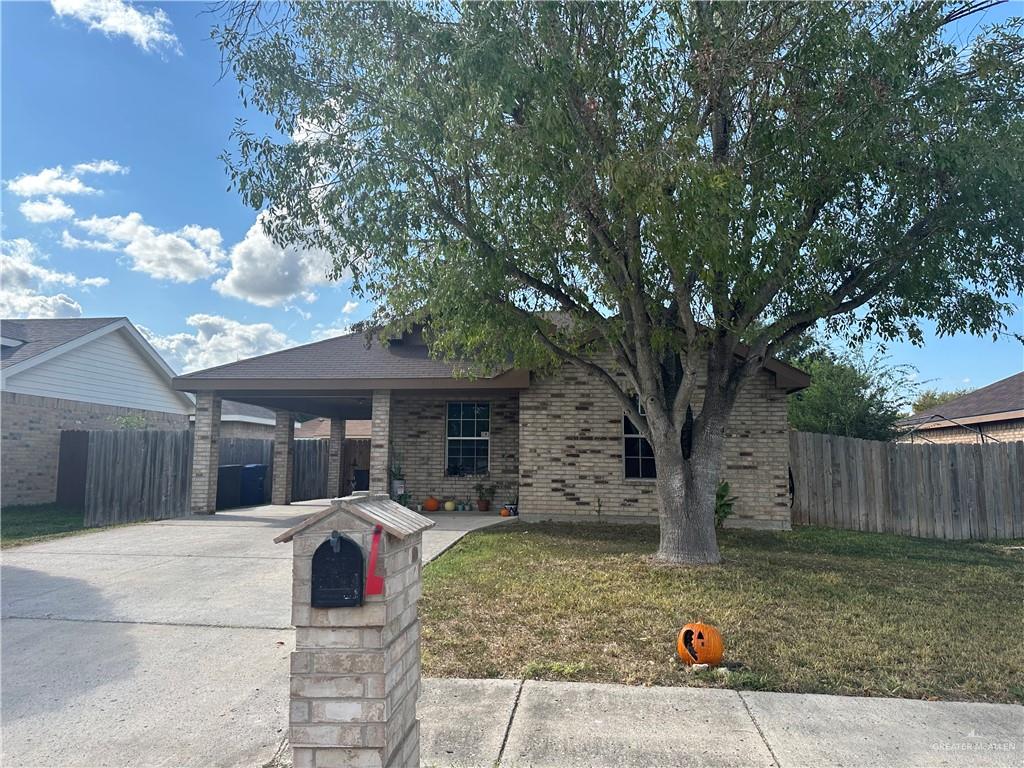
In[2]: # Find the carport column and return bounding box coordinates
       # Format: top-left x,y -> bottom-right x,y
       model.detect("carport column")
190,392 -> 221,514
369,390 -> 392,496
272,410 -> 295,505
327,418 -> 346,499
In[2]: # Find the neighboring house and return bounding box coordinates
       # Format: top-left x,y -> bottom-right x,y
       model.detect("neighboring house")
1,317 -> 194,506
217,400 -> 277,439
295,417 -> 371,440
174,325 -> 809,529
897,372 -> 1024,444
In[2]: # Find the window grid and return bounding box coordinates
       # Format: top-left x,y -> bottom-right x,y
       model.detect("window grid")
445,401 -> 490,476
623,397 -> 657,479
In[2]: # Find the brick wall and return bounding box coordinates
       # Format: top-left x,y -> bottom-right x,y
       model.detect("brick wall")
1,390 -> 189,507
898,418 -> 1024,445
389,390 -> 519,507
518,360 -> 792,529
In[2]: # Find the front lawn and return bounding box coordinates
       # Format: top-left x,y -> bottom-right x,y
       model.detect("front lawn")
1,504 -> 88,547
421,522 -> 1024,703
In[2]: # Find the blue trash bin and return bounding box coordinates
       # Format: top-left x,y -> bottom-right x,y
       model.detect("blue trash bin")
240,463 -> 268,506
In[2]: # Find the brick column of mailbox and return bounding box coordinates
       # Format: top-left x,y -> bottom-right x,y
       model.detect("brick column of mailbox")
189,392 -> 221,514
289,501 -> 423,768
327,418 -> 346,499
272,411 -> 295,505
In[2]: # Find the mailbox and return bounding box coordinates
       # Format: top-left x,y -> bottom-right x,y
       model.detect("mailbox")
311,531 -> 364,608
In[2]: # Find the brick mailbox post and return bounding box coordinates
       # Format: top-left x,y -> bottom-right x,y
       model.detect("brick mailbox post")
275,492 -> 435,768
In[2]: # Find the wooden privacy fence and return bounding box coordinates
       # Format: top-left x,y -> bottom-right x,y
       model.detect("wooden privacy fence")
81,429 -> 193,527
293,438 -> 330,502
790,431 -> 1024,540
61,431 -> 334,526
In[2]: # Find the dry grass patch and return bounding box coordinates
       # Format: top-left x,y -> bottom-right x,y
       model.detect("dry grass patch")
421,522 -> 1024,703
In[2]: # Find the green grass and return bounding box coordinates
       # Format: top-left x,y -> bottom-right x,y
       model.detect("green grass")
1,504 -> 90,547
421,522 -> 1024,703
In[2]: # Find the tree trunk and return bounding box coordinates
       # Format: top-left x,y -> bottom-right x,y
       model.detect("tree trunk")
650,414 -> 726,565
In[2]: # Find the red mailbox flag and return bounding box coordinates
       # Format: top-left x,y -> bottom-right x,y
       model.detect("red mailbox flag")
365,524 -> 385,596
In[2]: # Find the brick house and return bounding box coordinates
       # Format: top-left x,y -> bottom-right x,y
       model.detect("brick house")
0,317 -> 277,507
1,317 -> 194,506
174,326 -> 808,529
897,371 -> 1024,444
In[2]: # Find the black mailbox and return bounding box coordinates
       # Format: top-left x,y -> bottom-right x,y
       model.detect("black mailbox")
311,531 -> 364,608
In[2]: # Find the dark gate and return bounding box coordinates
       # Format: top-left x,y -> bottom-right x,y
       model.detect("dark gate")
56,430 -> 90,509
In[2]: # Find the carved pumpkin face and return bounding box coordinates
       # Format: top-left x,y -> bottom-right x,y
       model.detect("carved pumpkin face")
677,622 -> 724,666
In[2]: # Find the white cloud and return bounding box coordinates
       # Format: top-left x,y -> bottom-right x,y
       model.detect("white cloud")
70,212 -> 225,282
61,229 -> 119,251
72,159 -> 129,175
212,212 -> 334,307
19,196 -> 76,223
6,165 -> 99,197
140,314 -> 293,373
0,238 -> 108,319
51,0 -> 180,55
342,300 -> 360,315
310,323 -> 353,341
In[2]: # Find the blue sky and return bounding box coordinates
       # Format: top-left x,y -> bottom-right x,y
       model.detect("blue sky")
1,1 -> 1021,392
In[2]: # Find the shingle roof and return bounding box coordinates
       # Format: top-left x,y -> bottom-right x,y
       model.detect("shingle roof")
221,400 -> 276,421
899,371 -> 1024,426
1,317 -> 123,369
175,330 -> 466,382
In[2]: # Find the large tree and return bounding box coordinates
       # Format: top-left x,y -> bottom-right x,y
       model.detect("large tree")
216,2 -> 1024,564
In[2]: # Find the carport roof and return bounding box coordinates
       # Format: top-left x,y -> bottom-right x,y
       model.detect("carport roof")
172,329 -> 528,393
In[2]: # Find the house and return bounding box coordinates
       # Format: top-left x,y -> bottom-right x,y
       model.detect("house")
295,417 -> 371,440
218,400 -> 277,438
0,316 -> 279,507
1,317 -> 194,506
173,326 -> 809,528
897,371 -> 1024,444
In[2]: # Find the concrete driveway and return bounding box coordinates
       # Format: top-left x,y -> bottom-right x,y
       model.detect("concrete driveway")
0,501 -> 505,768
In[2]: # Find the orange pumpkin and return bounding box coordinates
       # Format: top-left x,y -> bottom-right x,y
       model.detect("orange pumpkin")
677,622 -> 724,666
423,496 -> 440,512
499,507 -> 511,517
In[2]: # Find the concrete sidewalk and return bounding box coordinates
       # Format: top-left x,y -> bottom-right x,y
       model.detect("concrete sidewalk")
419,678 -> 1024,768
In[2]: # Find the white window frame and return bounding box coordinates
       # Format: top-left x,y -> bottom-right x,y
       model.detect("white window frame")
623,396 -> 657,481
445,401 -> 491,477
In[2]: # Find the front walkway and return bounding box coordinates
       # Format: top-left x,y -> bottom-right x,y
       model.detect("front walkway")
420,678 -> 1023,768
0,501 -> 507,768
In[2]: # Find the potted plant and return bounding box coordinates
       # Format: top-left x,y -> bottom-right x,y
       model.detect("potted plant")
474,483 -> 496,512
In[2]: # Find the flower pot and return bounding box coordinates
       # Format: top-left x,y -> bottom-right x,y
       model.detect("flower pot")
476,499 -> 491,512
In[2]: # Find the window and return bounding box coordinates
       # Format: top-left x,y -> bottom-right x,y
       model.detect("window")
446,402 -> 490,476
623,399 -> 657,479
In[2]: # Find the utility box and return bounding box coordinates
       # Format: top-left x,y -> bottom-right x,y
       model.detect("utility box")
275,492 -> 435,768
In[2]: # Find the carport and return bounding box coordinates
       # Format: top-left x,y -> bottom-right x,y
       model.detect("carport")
171,328 -> 527,514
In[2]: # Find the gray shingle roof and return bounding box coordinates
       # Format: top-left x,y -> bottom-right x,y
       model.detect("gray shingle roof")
899,371 -> 1024,425
1,317 -> 124,369
175,330 -> 467,382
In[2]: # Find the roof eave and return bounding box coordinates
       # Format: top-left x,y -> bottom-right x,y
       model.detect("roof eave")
897,409 -> 1024,430
173,368 -> 532,393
